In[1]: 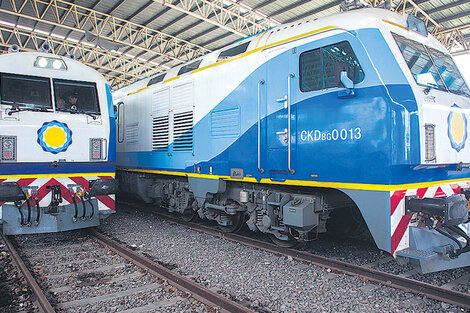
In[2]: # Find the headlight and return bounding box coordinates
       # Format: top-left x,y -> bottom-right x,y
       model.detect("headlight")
34,57 -> 67,71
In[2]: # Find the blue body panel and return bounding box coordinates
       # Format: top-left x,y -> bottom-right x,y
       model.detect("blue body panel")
106,84 -> 117,163
0,162 -> 115,176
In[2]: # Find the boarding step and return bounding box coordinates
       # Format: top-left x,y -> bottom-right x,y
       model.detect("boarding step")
396,248 -> 438,261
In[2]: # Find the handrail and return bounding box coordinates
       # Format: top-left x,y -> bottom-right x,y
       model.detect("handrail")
257,80 -> 265,173
288,73 -> 295,174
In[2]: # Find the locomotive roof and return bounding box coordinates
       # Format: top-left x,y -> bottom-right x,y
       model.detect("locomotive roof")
113,8 -> 446,99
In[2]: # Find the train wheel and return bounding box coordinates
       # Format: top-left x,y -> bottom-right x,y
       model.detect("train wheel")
268,234 -> 298,248
180,209 -> 197,222
218,213 -> 245,233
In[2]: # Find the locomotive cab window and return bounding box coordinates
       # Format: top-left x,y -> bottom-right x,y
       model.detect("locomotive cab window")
53,79 -> 100,114
299,41 -> 364,92
427,47 -> 470,97
0,73 -> 52,111
392,33 -> 470,97
392,33 -> 447,91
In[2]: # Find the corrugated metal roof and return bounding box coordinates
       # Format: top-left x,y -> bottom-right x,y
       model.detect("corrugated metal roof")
0,0 -> 467,88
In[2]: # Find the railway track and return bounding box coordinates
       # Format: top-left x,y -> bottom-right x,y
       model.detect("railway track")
117,199 -> 470,310
2,230 -> 254,313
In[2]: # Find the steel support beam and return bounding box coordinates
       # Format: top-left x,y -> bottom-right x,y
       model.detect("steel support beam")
362,0 -> 468,54
152,0 -> 280,37
434,25 -> 470,55
1,0 -> 210,63
0,24 -> 163,89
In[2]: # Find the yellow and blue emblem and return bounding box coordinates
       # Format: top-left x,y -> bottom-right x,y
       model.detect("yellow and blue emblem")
37,120 -> 73,154
447,104 -> 468,152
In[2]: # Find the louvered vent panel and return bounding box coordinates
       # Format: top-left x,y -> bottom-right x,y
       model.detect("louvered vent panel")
173,82 -> 193,114
211,108 -> 240,137
125,123 -> 139,145
152,88 -> 170,151
173,111 -> 193,151
152,117 -> 169,151
152,88 -> 170,117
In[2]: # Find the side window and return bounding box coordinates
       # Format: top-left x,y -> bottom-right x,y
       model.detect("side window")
299,49 -> 322,91
147,73 -> 166,87
117,102 -> 124,143
300,41 -> 365,92
177,60 -> 202,76
217,42 -> 250,62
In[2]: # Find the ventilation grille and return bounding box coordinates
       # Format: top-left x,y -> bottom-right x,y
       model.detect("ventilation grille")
152,117 -> 169,151
173,111 -> 193,151
125,122 -> 139,145
152,88 -> 170,151
211,108 -> 240,137
425,124 -> 436,162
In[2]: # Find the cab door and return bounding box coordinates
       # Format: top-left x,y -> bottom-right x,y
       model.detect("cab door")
265,48 -> 298,180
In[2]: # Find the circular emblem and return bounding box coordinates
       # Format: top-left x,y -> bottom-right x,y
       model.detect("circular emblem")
447,104 -> 468,152
37,120 -> 73,154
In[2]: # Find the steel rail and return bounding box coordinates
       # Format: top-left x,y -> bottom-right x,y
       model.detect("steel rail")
117,201 -> 470,309
1,233 -> 56,313
90,230 -> 254,313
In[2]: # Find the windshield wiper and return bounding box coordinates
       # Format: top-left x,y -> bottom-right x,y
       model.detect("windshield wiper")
83,112 -> 100,120
2,102 -> 49,115
57,108 -> 80,114
58,108 -> 100,119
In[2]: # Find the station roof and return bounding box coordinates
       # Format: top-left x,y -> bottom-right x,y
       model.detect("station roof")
0,0 -> 468,89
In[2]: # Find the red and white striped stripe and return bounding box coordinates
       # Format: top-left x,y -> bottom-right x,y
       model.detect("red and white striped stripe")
390,182 -> 468,255
0,176 -> 115,212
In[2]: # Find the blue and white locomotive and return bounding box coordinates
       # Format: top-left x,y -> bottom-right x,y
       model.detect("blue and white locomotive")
0,46 -> 117,235
115,8 -> 470,273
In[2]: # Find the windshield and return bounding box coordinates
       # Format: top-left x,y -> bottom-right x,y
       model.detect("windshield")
427,47 -> 470,96
53,79 -> 100,114
392,33 -> 470,97
0,73 -> 52,110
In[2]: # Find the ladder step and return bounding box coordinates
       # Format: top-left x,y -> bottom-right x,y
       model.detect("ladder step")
396,248 -> 438,261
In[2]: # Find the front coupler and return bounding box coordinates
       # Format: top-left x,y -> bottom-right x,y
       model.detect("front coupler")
396,193 -> 470,273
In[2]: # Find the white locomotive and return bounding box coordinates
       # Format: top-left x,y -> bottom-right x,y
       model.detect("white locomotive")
0,45 -> 117,235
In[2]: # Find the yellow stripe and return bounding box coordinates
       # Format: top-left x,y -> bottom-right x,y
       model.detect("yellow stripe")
127,87 -> 148,96
124,25 -> 339,93
191,26 -> 338,75
123,25 -> 339,93
163,76 -> 180,84
382,19 -> 409,32
0,172 -> 115,179
118,168 -> 469,192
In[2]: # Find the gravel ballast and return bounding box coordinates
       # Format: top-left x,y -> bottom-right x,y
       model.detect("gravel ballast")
99,208 -> 467,313
11,231 -> 213,313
